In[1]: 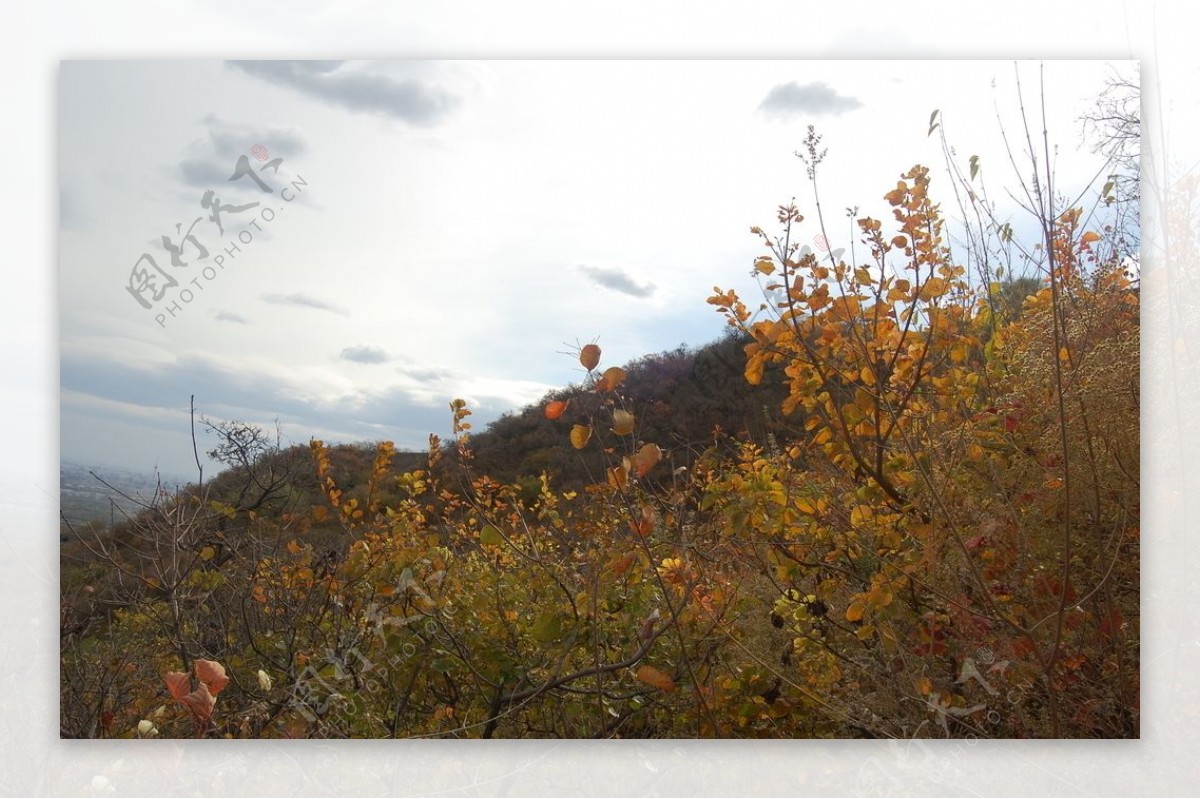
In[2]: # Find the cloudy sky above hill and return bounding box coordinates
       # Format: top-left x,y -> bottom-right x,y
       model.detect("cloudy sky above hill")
59,59 -> 1129,475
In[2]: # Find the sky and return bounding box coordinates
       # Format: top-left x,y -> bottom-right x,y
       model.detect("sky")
59,59 -> 1132,476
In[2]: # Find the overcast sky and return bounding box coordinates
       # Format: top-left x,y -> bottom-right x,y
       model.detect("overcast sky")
59,59 -> 1129,476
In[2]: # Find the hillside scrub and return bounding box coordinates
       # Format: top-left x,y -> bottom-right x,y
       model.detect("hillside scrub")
61,114 -> 1138,738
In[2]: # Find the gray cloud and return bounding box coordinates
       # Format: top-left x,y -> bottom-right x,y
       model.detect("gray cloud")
227,60 -> 459,126
177,115 -> 309,190
397,364 -> 454,382
212,310 -> 249,324
758,81 -> 862,118
60,349 -> 538,473
179,158 -> 233,188
578,265 -> 655,298
340,345 -> 391,364
204,115 -> 308,161
261,293 -> 348,316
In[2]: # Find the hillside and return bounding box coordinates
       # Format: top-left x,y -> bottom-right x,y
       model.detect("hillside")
468,329 -> 792,491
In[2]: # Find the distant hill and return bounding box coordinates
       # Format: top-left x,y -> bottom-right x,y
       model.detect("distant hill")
59,461 -> 192,532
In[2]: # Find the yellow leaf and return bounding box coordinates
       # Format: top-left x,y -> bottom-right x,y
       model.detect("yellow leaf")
570,424 -> 592,449
612,409 -> 635,436
635,664 -> 676,692
579,344 -> 601,371
918,277 -> 948,302
607,465 -> 629,489
744,354 -> 765,386
199,546 -> 215,562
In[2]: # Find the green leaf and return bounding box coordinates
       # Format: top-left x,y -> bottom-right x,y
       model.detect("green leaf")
530,612 -> 565,643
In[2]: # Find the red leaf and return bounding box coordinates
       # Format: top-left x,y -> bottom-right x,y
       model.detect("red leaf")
180,682 -> 217,722
165,671 -> 191,702
194,659 -> 229,695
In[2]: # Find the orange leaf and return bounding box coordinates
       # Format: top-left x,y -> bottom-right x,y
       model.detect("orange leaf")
845,599 -> 866,623
544,400 -> 570,420
570,424 -> 593,449
194,659 -> 229,695
754,256 -> 776,275
632,443 -> 662,476
635,664 -> 676,692
165,671 -> 191,702
612,551 -> 637,577
580,343 -> 602,371
1081,230 -> 1102,245
596,366 -> 628,392
607,464 -> 629,489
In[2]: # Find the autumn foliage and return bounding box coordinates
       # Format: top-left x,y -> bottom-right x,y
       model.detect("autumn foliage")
61,131 -> 1137,738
